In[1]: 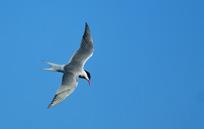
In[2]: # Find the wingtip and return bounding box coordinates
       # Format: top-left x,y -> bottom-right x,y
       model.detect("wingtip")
47,103 -> 54,109
47,105 -> 52,109
85,22 -> 88,27
85,22 -> 90,32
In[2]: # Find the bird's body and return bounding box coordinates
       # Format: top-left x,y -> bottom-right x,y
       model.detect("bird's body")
44,23 -> 93,108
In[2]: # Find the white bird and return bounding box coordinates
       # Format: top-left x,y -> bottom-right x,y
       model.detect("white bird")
44,23 -> 94,108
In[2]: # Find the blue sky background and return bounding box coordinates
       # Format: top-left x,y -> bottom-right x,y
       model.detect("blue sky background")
0,0 -> 203,129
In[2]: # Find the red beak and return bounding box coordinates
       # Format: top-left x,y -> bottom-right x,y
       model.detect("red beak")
88,80 -> 91,86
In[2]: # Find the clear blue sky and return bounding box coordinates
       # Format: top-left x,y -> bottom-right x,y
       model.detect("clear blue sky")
0,0 -> 203,129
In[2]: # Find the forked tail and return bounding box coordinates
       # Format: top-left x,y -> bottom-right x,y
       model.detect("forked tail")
43,61 -> 65,73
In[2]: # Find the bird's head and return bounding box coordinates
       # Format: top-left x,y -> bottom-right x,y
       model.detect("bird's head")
79,70 -> 91,86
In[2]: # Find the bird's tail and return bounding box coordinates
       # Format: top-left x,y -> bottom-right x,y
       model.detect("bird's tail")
43,61 -> 64,72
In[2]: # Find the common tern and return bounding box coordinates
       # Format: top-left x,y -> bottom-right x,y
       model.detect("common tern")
44,23 -> 94,108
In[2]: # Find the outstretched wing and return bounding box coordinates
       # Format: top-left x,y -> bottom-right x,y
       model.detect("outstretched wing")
69,23 -> 94,67
48,72 -> 78,108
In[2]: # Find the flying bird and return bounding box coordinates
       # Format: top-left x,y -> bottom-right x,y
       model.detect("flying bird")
44,23 -> 94,108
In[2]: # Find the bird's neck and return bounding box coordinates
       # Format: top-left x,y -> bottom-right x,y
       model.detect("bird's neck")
79,70 -> 88,80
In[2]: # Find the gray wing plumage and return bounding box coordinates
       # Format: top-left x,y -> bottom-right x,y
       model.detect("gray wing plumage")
47,23 -> 93,108
48,72 -> 78,108
69,23 -> 94,67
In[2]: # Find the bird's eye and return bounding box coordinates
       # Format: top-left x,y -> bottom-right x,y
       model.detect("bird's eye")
79,75 -> 85,79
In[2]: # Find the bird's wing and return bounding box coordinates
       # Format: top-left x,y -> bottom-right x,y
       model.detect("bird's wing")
69,23 -> 94,67
48,72 -> 78,108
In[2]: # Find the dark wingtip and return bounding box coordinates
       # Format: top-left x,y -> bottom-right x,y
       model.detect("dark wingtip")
47,99 -> 55,109
84,22 -> 90,32
85,22 -> 88,27
47,104 -> 52,109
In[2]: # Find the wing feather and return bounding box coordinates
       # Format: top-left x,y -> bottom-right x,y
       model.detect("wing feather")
69,23 -> 94,67
48,72 -> 78,108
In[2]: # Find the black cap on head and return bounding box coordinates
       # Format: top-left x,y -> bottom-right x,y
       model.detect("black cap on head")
85,70 -> 91,80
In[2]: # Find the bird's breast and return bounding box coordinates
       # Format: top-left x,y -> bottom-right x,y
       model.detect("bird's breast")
64,64 -> 83,75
